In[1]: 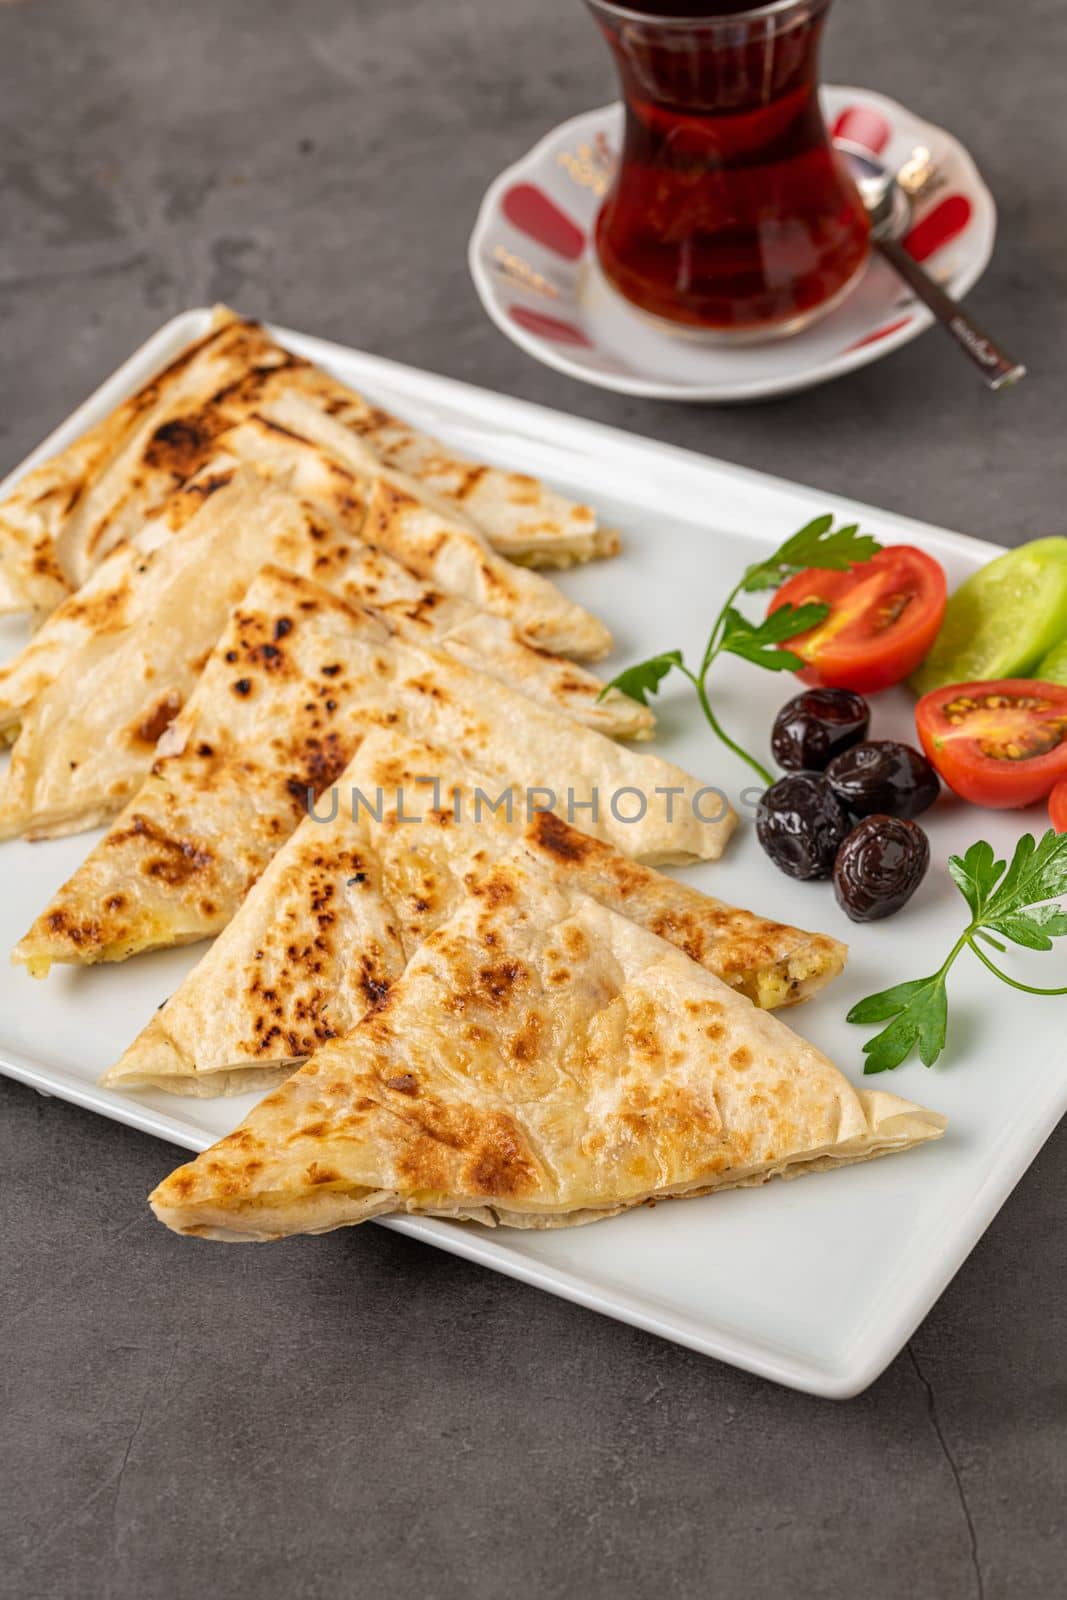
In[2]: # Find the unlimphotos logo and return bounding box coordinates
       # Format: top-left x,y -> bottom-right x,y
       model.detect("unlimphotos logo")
303,779 -> 737,827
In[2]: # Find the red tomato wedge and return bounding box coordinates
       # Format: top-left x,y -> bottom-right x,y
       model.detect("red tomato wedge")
768,546 -> 947,694
915,680 -> 1067,809
1050,778 -> 1067,833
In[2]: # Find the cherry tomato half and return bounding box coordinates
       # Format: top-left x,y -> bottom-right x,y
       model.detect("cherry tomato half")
1050,778 -> 1067,833
915,679 -> 1067,809
769,546 -> 947,694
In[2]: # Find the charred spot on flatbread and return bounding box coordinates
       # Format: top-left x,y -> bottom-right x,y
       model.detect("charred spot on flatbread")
143,415 -> 220,478
132,690 -> 183,747
105,814 -> 215,887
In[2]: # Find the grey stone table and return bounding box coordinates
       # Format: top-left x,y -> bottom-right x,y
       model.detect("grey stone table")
2,2 -> 1064,1596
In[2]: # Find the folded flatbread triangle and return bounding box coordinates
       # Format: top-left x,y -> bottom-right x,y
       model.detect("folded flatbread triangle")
220,412 -> 613,660
0,467 -> 642,842
102,728 -> 846,1096
149,850 -> 943,1240
0,307 -> 613,615
14,568 -> 734,974
260,380 -> 618,569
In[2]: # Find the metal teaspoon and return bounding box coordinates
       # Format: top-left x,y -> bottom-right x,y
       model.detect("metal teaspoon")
835,140 -> 1026,391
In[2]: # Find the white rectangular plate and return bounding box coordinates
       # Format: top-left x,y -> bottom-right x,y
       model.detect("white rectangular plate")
2,310 -> 1063,1398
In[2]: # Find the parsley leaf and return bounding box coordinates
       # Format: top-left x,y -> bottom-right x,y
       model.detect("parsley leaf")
599,650 -> 683,707
986,828 -> 1067,915
719,601 -> 830,671
987,904 -> 1067,950
946,839 -> 1002,919
741,517 -> 881,594
850,830 -> 1067,1073
849,975 -> 949,1074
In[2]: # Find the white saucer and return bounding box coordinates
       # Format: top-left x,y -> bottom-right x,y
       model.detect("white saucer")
468,87 -> 997,402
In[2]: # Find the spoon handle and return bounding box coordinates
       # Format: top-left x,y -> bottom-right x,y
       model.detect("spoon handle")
875,237 -> 1026,390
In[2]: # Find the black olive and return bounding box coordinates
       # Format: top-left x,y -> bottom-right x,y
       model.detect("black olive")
833,815 -> 930,921
756,772 -> 852,881
771,688 -> 870,772
825,740 -> 940,821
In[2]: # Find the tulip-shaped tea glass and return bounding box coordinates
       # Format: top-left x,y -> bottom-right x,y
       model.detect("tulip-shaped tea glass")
585,0 -> 871,339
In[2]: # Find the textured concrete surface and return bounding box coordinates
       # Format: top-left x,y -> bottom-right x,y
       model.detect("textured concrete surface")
1,1 -> 1065,1596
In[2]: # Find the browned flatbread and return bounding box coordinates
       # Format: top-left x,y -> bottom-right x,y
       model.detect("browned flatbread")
14,568 -> 735,974
215,404 -> 615,658
102,728 -> 846,1096
205,410 -> 614,659
148,849 -> 943,1241
0,307 -> 616,615
232,382 -> 618,571
0,468 -> 644,842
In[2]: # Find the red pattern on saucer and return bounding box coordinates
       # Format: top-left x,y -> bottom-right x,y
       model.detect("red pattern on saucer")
502,184 -> 586,261
846,316 -> 914,352
831,105 -> 892,155
509,306 -> 591,346
903,195 -> 974,264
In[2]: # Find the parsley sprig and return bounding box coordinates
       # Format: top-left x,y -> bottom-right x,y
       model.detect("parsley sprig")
599,515 -> 881,785
849,830 -> 1067,1073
